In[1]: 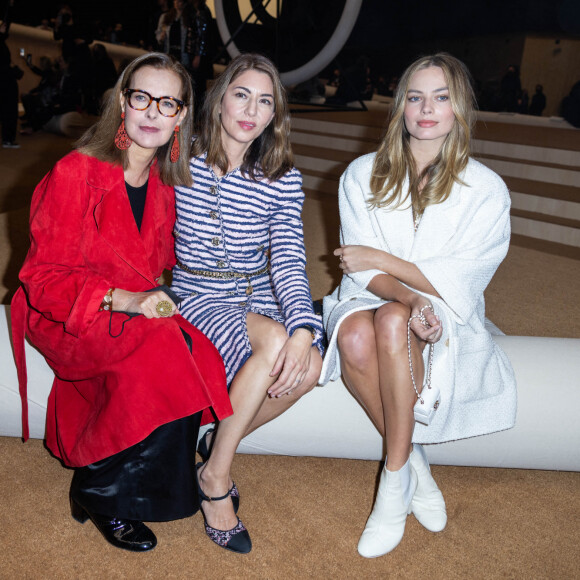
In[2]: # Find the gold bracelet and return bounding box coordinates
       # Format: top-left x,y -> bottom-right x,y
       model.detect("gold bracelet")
99,287 -> 115,312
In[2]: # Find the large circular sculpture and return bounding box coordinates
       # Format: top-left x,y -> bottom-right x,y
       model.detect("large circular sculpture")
214,0 -> 363,86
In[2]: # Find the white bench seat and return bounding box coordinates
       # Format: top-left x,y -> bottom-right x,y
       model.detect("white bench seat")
1,306 -> 578,471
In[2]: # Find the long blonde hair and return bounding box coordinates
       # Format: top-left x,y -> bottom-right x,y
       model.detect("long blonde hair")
76,52 -> 194,187
369,53 -> 476,214
192,53 -> 293,181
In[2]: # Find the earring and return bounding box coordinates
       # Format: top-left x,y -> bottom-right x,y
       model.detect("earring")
170,126 -> 180,163
114,112 -> 132,150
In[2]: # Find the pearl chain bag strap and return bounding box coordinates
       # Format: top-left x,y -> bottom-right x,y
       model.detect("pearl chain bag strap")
407,305 -> 440,426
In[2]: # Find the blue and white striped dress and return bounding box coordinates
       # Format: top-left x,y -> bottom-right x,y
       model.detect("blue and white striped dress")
171,153 -> 324,385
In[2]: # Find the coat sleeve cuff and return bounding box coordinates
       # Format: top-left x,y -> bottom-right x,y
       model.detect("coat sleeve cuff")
65,277 -> 112,338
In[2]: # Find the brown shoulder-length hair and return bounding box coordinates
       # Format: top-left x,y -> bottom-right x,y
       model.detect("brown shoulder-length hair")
369,53 -> 476,214
76,52 -> 194,187
192,53 -> 293,181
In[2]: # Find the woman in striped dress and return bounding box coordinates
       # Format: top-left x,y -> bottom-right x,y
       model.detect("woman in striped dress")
171,53 -> 324,553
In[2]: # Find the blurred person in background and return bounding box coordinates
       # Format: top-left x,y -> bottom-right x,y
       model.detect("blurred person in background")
0,0 -> 20,148
529,84 -> 546,116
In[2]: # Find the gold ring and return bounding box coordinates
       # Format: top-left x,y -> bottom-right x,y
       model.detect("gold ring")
156,300 -> 173,317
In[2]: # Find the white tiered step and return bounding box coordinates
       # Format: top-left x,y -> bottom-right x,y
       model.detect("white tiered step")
290,109 -> 580,256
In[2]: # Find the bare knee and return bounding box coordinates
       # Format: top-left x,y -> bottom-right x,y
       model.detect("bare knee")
247,315 -> 288,366
374,302 -> 410,354
255,329 -> 288,366
337,313 -> 376,371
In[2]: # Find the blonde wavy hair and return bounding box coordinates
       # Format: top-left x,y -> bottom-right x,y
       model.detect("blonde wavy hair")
192,53 -> 293,181
369,53 -> 476,214
76,52 -> 194,187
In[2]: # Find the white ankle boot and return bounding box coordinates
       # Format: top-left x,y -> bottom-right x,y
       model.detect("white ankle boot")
357,458 -> 417,558
409,443 -> 447,532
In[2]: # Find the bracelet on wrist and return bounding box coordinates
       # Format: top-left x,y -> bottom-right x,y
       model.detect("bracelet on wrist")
99,287 -> 115,312
296,325 -> 316,341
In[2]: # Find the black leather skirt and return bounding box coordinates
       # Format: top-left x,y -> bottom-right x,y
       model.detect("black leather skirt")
70,411 -> 202,522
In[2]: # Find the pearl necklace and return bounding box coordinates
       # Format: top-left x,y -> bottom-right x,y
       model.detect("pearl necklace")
413,209 -> 422,232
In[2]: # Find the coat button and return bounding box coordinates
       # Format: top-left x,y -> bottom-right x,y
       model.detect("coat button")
445,339 -> 449,347
238,301 -> 247,307
209,185 -> 218,195
216,260 -> 226,268
212,237 -> 220,246
210,211 -> 218,219
350,297 -> 357,301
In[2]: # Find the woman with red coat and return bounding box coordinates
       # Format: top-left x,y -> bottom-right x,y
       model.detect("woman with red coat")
11,52 -> 232,552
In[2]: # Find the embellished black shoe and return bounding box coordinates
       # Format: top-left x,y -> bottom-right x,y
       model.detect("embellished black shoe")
71,498 -> 157,552
196,470 -> 251,554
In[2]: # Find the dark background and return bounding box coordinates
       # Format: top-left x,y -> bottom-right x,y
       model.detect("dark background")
9,2 -> 580,31
4,0 -> 580,79
7,0 -> 580,43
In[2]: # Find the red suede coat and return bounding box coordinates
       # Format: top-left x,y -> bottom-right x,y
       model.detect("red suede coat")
12,151 -> 232,467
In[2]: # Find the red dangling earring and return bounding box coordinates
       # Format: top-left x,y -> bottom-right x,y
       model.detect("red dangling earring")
170,125 -> 180,163
114,112 -> 132,150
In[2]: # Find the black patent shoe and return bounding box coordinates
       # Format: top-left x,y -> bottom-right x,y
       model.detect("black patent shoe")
71,498 -> 157,552
196,470 -> 251,554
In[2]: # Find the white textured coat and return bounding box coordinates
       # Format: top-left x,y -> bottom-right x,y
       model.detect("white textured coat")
320,153 -> 517,443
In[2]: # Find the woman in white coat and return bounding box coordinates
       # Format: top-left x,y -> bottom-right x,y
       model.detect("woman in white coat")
320,53 -> 516,558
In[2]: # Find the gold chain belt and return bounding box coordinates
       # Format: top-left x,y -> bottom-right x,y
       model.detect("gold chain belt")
176,260 -> 269,295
